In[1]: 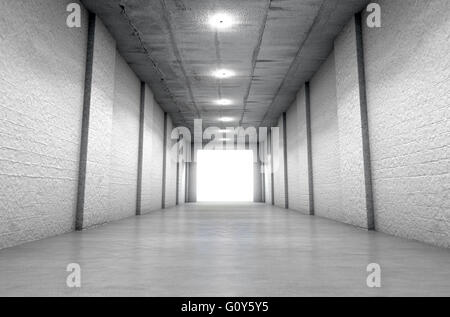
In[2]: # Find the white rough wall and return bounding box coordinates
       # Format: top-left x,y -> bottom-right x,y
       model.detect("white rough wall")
0,0 -> 87,248
188,161 -> 197,202
83,17 -> 116,228
286,101 -> 300,210
286,87 -> 311,213
140,86 -> 155,213
109,52 -> 140,221
310,52 -> 343,221
334,17 -> 368,228
164,116 -> 177,208
273,117 -> 286,208
178,161 -> 186,204
363,0 -> 450,247
146,99 -> 164,211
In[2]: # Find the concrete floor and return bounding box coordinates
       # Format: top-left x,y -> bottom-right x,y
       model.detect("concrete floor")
0,203 -> 449,297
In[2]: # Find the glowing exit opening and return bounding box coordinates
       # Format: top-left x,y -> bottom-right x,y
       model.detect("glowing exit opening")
197,150 -> 253,202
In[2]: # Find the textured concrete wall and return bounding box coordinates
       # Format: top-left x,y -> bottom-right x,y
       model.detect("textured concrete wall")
188,161 -> 197,202
286,87 -> 311,214
0,1 -> 174,249
363,0 -> 450,247
0,0 -> 87,248
273,117 -> 286,208
164,116 -> 177,208
310,53 -> 343,221
109,52 -> 141,221
82,17 -> 117,228
178,160 -> 186,204
147,99 -> 165,211
334,17 -> 369,228
286,101 -> 300,210
140,86 -> 164,214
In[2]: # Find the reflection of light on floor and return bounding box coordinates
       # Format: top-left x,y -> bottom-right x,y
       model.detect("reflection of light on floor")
197,150 -> 253,202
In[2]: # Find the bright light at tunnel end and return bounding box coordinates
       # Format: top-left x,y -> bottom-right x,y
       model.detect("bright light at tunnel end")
197,150 -> 253,202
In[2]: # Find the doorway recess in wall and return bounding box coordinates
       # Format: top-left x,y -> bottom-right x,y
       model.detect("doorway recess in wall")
197,150 -> 253,202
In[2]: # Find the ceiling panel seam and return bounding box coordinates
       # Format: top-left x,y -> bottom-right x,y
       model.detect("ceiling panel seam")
160,0 -> 201,119
118,2 -> 188,125
259,0 -> 328,127
239,0 -> 272,126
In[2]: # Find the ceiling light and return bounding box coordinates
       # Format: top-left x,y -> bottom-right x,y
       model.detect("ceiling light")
219,117 -> 234,122
215,98 -> 232,106
212,69 -> 235,79
209,13 -> 233,29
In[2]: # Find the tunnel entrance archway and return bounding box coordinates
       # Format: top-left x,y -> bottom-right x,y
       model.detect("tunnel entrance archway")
197,150 -> 253,202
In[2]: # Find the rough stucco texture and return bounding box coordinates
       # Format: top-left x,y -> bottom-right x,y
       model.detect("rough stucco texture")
178,160 -> 186,204
363,0 -> 450,247
273,117 -> 286,208
140,86 -> 164,213
310,52 -> 343,222
0,0 -> 87,248
165,116 -> 177,208
109,52 -> 140,221
83,17 -> 117,228
286,86 -> 311,214
334,17 -> 368,228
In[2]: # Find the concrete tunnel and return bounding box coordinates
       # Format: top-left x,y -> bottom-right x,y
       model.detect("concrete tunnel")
0,0 -> 449,298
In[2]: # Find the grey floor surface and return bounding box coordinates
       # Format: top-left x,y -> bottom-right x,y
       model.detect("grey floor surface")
0,203 -> 449,296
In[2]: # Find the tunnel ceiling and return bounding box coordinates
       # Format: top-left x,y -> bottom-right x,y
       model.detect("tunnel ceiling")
81,0 -> 370,129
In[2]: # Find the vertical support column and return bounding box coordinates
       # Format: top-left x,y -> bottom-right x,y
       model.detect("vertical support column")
305,82 -> 314,216
161,112 -> 168,209
334,13 -> 375,229
75,12 -> 96,231
355,13 -> 375,230
269,129 -> 275,205
136,82 -> 145,215
185,159 -> 189,203
188,142 -> 197,202
282,112 -> 289,209
175,133 -> 180,205
253,133 -> 263,202
259,131 -> 266,203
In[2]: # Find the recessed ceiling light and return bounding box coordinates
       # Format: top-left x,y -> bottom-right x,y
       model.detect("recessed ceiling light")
215,98 -> 232,106
209,13 -> 233,29
219,117 -> 234,122
212,69 -> 235,79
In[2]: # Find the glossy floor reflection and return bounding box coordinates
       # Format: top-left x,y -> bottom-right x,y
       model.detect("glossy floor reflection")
0,203 -> 449,296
